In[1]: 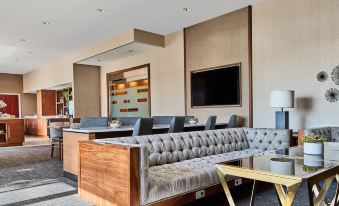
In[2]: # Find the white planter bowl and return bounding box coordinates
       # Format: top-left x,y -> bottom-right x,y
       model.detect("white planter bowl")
304,142 -> 324,155
304,154 -> 323,167
189,120 -> 198,125
270,158 -> 295,175
110,123 -> 121,128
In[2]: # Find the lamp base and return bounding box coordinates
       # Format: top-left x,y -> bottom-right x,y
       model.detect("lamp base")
275,111 -> 289,129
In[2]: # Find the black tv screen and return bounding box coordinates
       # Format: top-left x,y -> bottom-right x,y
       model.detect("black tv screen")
191,65 -> 240,107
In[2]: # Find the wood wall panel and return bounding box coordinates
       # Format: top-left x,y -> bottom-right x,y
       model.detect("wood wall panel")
37,90 -> 56,117
0,94 -> 19,117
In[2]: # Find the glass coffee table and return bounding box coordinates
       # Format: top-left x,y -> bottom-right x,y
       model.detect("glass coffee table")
215,147 -> 339,206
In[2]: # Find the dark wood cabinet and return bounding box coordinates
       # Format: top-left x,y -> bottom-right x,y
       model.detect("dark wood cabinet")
0,119 -> 24,147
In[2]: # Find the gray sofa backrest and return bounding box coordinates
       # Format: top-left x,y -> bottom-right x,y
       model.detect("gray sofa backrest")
304,126 -> 339,142
95,128 -> 290,167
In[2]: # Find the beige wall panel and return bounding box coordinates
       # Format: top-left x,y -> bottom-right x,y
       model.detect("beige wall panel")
185,7 -> 250,125
252,0 -> 339,130
101,30 -> 185,117
73,64 -> 101,118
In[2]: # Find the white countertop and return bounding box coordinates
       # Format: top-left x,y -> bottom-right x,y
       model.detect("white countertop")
63,123 -> 227,134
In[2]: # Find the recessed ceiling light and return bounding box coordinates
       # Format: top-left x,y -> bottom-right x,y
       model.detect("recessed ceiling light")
182,7 -> 192,12
19,39 -> 26,42
42,21 -> 50,25
128,50 -> 135,53
97,8 -> 105,13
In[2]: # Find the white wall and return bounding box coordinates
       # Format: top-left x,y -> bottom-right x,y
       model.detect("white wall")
100,30 -> 185,117
252,0 -> 339,130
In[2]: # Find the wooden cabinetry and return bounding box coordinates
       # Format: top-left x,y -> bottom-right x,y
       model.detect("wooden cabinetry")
25,118 -> 48,136
56,88 -> 72,116
37,90 -> 57,117
0,119 -> 24,147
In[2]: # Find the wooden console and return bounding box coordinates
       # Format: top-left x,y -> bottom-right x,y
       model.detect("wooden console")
0,119 -> 24,147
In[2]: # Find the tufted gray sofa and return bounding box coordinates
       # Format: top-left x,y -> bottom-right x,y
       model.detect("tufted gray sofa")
303,126 -> 339,142
92,128 -> 290,205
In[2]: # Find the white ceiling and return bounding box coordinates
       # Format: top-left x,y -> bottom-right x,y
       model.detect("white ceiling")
77,42 -> 156,66
0,0 -> 262,74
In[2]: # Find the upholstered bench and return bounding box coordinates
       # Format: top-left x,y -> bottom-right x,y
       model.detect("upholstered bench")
78,128 -> 290,206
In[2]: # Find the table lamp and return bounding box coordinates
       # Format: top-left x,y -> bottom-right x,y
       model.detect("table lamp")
270,90 -> 295,129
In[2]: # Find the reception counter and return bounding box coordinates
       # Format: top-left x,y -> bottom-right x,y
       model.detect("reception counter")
63,123 -> 227,180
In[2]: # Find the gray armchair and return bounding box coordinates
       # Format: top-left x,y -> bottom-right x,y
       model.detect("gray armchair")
80,117 -> 108,128
227,115 -> 238,128
168,116 -> 185,133
118,117 -> 141,126
152,116 -> 173,125
50,122 -> 65,160
205,116 -> 217,130
132,118 -> 154,136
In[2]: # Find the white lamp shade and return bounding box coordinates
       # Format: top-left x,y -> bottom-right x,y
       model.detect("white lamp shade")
270,90 -> 295,108
0,100 -> 7,109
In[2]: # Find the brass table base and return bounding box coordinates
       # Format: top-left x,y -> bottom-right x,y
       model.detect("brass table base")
216,165 -> 339,206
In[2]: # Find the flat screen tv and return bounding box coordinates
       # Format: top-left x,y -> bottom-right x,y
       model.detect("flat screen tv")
191,64 -> 241,107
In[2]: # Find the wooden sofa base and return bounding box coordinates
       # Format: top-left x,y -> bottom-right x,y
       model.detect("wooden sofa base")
78,141 -> 252,206
149,178 -> 252,206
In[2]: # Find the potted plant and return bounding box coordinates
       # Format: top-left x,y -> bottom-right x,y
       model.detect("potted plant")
303,134 -> 327,155
110,120 -> 122,128
189,117 -> 198,125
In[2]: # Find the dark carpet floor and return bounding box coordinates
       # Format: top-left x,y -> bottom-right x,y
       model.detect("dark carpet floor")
0,145 -> 91,206
0,145 -> 337,206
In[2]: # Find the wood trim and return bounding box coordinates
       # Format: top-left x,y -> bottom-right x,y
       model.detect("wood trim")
248,5 -> 253,128
298,129 -> 305,146
106,64 -> 151,119
78,141 -> 140,206
190,63 -> 242,108
183,28 -> 188,115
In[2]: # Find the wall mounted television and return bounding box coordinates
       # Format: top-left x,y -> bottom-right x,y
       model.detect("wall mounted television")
191,64 -> 241,107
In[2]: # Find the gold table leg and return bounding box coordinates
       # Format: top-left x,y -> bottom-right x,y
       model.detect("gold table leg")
308,174 -> 339,206
217,170 -> 236,206
274,183 -> 301,206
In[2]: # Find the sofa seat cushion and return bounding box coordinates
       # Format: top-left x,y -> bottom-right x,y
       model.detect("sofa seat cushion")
145,148 -> 263,204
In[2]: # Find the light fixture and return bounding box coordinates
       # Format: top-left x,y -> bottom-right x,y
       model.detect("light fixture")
183,7 -> 192,12
270,90 -> 295,129
128,49 -> 135,53
97,8 -> 105,13
42,21 -> 50,25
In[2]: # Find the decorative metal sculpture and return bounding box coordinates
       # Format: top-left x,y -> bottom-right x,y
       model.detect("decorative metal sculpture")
331,65 -> 339,85
317,71 -> 328,82
325,88 -> 339,103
